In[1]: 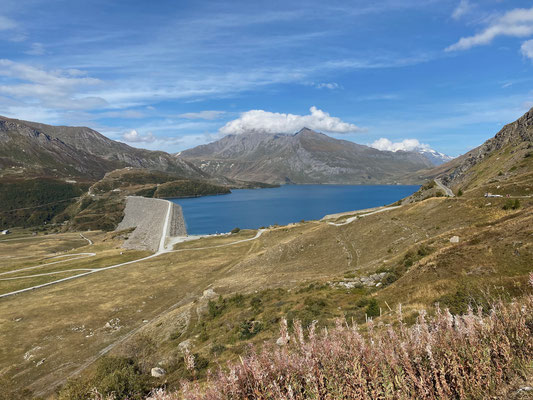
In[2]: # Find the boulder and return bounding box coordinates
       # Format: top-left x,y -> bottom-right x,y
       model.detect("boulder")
450,236 -> 460,243
276,336 -> 290,346
151,367 -> 166,377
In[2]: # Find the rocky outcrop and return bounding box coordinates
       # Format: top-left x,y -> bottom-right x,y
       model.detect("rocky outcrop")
440,107 -> 533,187
116,196 -> 186,252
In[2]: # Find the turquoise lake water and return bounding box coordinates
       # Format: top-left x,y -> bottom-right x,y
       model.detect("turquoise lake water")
170,184 -> 419,235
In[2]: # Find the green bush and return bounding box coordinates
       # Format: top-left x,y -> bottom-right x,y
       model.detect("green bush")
250,296 -> 263,312
421,181 -> 436,191
502,199 -> 520,210
229,293 -> 245,306
365,298 -> 380,318
57,357 -> 153,400
207,297 -> 226,319
210,343 -> 226,355
457,189 -> 463,196
239,319 -> 263,340
231,227 -> 241,234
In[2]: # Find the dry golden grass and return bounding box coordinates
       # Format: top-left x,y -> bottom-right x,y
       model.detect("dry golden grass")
0,193 -> 531,398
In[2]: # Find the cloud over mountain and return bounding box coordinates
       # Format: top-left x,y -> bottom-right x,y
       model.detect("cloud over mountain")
370,138 -> 430,152
121,129 -> 156,143
219,106 -> 362,135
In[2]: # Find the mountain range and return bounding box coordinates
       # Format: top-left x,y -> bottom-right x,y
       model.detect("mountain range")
178,128 -> 440,185
1,116 -> 454,186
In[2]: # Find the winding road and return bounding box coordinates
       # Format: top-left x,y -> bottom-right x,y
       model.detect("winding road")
0,201 -> 266,299
327,206 -> 402,226
435,179 -> 455,197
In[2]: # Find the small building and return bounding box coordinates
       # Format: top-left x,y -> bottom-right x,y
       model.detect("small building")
1,229 -> 10,235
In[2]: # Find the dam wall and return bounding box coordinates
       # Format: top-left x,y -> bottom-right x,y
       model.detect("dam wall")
116,196 -> 187,252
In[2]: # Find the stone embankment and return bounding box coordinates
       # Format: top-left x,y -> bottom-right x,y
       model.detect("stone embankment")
116,196 -> 186,252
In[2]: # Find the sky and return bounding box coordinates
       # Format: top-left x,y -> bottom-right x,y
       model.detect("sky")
1,0 -> 533,157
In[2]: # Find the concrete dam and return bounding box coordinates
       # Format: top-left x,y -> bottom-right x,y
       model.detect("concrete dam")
116,196 -> 187,252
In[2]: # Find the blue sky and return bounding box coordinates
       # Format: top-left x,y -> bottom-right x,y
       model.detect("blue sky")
1,0 -> 533,156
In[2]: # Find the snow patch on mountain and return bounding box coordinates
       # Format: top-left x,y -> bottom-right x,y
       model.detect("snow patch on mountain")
370,138 -> 453,166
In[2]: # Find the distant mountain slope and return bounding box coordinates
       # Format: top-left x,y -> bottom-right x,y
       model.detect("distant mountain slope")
0,116 -> 207,180
0,118 -> 122,179
179,128 -> 433,184
417,148 -> 454,166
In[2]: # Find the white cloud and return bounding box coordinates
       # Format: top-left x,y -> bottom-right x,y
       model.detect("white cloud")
178,110 -> 225,120
25,42 -> 46,56
521,39 -> 533,60
219,106 -> 362,135
121,129 -> 156,143
0,59 -> 105,111
370,138 -> 431,152
446,7 -> 533,51
314,82 -> 340,90
452,0 -> 472,20
0,15 -> 17,31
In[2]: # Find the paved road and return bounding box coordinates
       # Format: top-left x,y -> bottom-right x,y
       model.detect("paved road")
79,233 -> 93,245
435,179 -> 454,197
0,201 -> 265,299
327,206 -> 402,227
0,253 -> 96,277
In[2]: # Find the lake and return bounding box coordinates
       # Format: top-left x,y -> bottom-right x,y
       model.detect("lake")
170,185 -> 419,235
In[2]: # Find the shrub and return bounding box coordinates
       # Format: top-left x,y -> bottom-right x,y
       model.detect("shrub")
250,296 -> 262,312
170,296 -> 533,400
230,227 -> 240,234
207,297 -> 226,319
229,293 -> 245,307
365,298 -> 380,318
421,180 -> 436,191
210,343 -> 226,355
58,357 -> 152,400
502,198 -> 520,210
238,319 -> 263,340
457,188 -> 463,196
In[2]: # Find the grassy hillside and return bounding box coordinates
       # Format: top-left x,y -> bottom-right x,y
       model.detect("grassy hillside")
1,189 -> 530,398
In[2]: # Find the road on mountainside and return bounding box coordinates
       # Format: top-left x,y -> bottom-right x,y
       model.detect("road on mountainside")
326,206 -> 402,226
435,179 -> 455,197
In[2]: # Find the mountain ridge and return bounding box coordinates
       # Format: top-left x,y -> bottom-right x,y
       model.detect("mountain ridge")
178,128 -> 434,184
0,115 -> 208,181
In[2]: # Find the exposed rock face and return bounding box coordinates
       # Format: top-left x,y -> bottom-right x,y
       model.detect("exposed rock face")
335,272 -> 388,288
116,196 -> 186,252
179,128 -> 433,184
